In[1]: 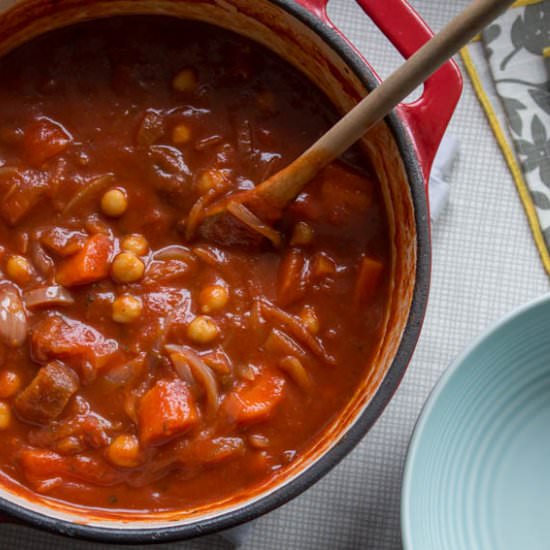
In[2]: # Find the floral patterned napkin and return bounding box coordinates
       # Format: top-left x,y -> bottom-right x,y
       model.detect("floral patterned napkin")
460,0 -> 550,275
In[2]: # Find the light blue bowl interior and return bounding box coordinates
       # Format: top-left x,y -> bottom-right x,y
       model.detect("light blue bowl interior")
402,294 -> 550,550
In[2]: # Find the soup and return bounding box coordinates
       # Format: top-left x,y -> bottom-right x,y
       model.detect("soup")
0,16 -> 389,512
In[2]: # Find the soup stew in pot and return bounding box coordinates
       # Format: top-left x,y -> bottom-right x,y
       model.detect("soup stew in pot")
0,16 -> 390,512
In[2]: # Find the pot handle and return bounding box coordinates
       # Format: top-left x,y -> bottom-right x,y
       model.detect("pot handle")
354,0 -> 462,182
295,0 -> 462,184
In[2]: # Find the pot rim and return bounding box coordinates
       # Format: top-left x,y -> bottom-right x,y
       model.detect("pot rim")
0,0 -> 431,542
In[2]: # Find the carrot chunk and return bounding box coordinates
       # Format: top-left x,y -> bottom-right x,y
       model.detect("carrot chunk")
19,448 -> 122,492
23,118 -> 72,167
138,379 -> 199,447
55,233 -> 112,287
31,314 -> 120,374
354,256 -> 384,304
223,373 -> 285,425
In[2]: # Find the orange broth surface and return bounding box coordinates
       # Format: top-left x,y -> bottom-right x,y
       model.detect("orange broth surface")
0,16 -> 390,512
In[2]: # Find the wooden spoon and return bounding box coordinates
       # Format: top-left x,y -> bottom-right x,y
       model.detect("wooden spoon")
198,0 -> 514,247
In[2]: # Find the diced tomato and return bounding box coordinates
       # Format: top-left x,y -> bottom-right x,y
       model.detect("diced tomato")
27,407 -> 113,451
143,259 -> 195,286
277,248 -> 308,307
23,117 -> 72,167
138,379 -> 199,447
40,227 -> 87,257
223,373 -> 285,425
31,314 -> 120,373
55,233 -> 112,287
290,191 -> 323,221
320,164 -> 373,224
354,256 -> 384,304
0,169 -> 48,226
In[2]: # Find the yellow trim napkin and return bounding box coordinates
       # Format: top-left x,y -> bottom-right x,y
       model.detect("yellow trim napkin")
460,0 -> 550,275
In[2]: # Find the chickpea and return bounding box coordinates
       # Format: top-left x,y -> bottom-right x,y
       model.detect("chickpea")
172,68 -> 198,93
172,124 -> 192,145
199,285 -> 229,314
111,252 -> 145,284
290,222 -> 314,246
0,402 -> 11,430
56,436 -> 83,455
107,434 -> 141,468
249,434 -> 270,449
112,294 -> 143,324
0,371 -> 21,399
311,252 -> 336,279
121,234 -> 148,256
187,315 -> 219,344
196,169 -> 228,196
101,188 -> 128,218
299,305 -> 320,335
5,255 -> 32,285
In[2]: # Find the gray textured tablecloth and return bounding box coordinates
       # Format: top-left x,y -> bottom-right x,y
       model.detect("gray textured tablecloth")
2,1 -> 549,548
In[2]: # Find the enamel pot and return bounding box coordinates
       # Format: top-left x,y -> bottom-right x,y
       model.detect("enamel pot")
0,0 -> 462,543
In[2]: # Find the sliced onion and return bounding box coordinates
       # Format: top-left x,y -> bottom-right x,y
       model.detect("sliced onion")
123,390 -> 139,424
165,344 -> 219,416
29,239 -> 54,278
195,135 -> 223,151
166,350 -> 194,386
259,298 -> 335,365
227,201 -> 282,248
191,246 -> 233,273
249,298 -> 265,333
202,349 -> 232,375
278,355 -> 311,391
185,193 -> 212,241
235,362 -> 257,382
0,284 -> 27,347
236,119 -> 253,158
63,174 -> 114,215
24,286 -> 74,309
104,353 -> 146,386
153,245 -> 195,263
264,327 -> 309,363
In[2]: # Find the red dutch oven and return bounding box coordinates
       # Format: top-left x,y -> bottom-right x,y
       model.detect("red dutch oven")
0,0 -> 462,542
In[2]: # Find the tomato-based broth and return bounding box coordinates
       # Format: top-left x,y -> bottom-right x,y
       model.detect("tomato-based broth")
0,16 -> 390,512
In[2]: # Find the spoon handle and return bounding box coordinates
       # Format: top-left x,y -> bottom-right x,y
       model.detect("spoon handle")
254,0 -> 514,208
